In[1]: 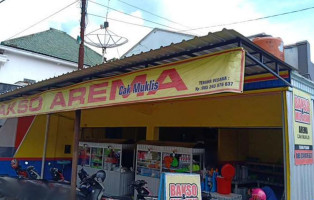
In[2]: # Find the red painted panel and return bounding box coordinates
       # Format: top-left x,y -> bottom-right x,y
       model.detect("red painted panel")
15,116 -> 34,149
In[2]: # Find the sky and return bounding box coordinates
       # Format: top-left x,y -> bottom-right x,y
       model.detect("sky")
0,0 -> 314,61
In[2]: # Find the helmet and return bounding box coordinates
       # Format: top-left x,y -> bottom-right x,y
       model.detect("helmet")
11,159 -> 19,169
95,170 -> 106,182
250,188 -> 266,200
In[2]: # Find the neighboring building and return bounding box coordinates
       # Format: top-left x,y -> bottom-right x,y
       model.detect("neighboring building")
0,28 -> 102,93
122,28 -> 194,58
285,41 -> 314,80
247,33 -> 314,80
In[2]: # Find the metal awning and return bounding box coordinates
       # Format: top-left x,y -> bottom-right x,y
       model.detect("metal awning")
0,29 -> 295,102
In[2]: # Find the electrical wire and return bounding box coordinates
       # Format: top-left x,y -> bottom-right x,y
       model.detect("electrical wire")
89,0 -> 183,32
88,13 -> 157,29
181,5 -> 314,32
6,0 -> 78,40
86,27 -> 101,35
115,0 -> 191,29
0,0 -> 6,4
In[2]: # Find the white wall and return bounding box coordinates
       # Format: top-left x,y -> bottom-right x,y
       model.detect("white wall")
123,29 -> 194,57
0,47 -> 77,84
284,46 -> 298,69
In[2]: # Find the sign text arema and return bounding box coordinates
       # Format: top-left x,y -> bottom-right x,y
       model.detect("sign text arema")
0,48 -> 245,118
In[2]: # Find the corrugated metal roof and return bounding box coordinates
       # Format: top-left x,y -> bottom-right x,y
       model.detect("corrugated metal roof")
0,28 -> 295,102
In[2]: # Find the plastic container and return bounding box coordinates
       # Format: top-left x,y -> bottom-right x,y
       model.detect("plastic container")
253,37 -> 285,61
217,164 -> 236,195
221,164 -> 235,179
217,176 -> 232,194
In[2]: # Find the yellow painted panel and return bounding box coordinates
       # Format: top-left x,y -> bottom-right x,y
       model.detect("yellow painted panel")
82,92 -> 283,128
45,115 -> 59,157
15,115 -> 46,158
282,91 -> 290,200
146,126 -> 159,140
82,106 -> 150,127
50,113 -> 74,158
15,112 -> 74,158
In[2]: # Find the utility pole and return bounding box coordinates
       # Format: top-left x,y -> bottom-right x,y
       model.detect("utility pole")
70,0 -> 86,199
78,0 -> 86,70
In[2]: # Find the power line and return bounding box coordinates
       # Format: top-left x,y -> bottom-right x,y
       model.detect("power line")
86,27 -> 101,35
89,0 -> 182,32
0,0 -> 6,4
88,13 -> 200,37
88,13 -> 158,29
116,0 -> 191,29
6,0 -> 78,40
181,5 -> 314,32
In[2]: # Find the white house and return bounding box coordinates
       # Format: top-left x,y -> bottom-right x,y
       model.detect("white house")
0,28 -> 102,93
122,28 -> 195,58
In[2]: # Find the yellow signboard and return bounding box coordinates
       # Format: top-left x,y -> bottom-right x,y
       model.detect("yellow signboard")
293,89 -> 313,165
0,48 -> 245,119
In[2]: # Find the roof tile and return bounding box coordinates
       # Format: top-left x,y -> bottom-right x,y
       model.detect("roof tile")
1,28 -> 102,66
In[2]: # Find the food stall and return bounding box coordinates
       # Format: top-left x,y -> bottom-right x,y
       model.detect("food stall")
135,141 -> 205,196
1,29 -> 314,200
77,140 -> 135,196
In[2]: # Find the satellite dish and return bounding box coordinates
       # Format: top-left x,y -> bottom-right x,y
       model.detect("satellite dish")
85,21 -> 128,63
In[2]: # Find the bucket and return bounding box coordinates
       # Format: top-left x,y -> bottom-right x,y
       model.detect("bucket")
216,176 -> 232,194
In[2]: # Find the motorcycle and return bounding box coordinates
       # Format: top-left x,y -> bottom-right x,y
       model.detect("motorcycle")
131,180 -> 158,200
52,166 -> 157,200
11,159 -> 40,180
77,168 -> 106,200
0,160 -> 72,200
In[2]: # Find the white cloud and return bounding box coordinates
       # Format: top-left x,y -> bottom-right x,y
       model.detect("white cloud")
160,0 -> 314,60
0,0 -> 81,40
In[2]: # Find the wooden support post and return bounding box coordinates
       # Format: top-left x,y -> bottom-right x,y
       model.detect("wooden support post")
71,110 -> 81,199
40,114 -> 50,179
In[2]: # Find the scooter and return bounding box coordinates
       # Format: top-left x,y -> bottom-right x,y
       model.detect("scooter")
47,165 -> 105,200
78,167 -> 158,200
77,168 -> 106,200
131,180 -> 158,200
54,167 -> 156,200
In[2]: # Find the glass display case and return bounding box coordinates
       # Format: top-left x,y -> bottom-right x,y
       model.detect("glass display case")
78,144 -> 91,166
103,146 -> 121,171
77,140 -> 135,196
91,147 -> 103,169
135,142 -> 205,196
162,153 -> 192,173
136,150 -> 161,178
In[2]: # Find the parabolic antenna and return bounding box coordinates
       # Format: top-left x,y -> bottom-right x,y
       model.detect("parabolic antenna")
85,21 -> 128,62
